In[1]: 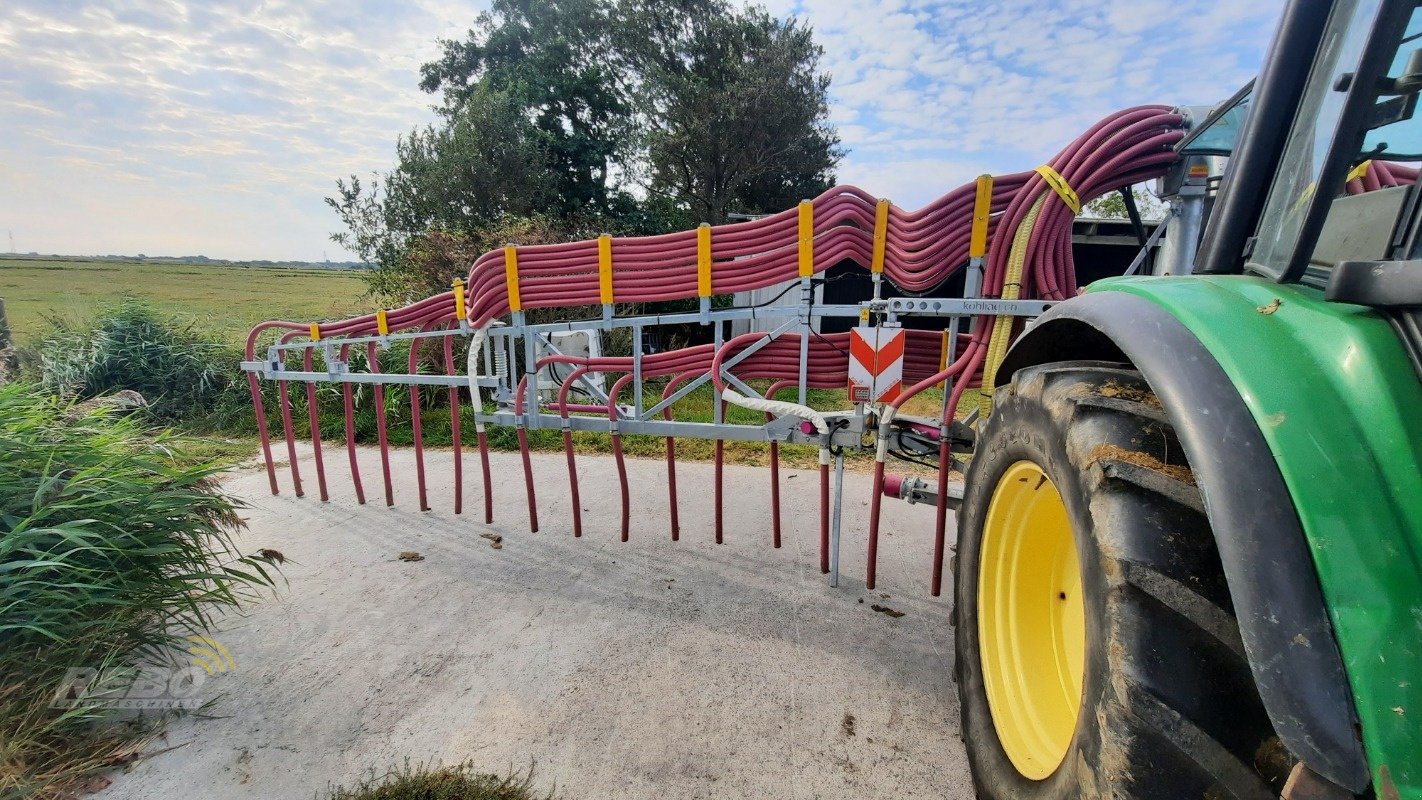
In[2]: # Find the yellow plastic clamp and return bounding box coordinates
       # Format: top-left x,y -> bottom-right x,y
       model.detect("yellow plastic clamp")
598,234 -> 614,305
451,277 -> 466,321
1347,160 -> 1373,183
309,323 -> 321,342
871,199 -> 890,274
697,224 -> 712,297
504,245 -> 522,312
970,174 -> 994,258
376,309 -> 389,336
1034,164 -> 1081,215
798,200 -> 814,277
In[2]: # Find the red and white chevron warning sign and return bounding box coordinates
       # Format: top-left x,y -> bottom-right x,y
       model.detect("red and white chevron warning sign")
848,325 -> 906,404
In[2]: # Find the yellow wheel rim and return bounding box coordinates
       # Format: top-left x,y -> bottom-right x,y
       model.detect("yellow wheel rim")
978,460 -> 1085,779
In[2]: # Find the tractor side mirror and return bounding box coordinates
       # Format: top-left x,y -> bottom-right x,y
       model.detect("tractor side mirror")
1385,47 -> 1422,94
1366,48 -> 1422,131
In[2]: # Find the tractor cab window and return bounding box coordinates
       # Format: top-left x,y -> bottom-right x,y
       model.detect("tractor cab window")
1250,0 -> 1384,277
1362,6 -> 1422,159
1310,6 -> 1422,276
1249,0 -> 1422,282
1179,86 -> 1252,157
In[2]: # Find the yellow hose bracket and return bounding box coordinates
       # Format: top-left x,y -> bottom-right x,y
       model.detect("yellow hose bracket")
503,245 -> 522,313
970,174 -> 994,258
939,329 -> 951,386
451,277 -> 466,321
1347,160 -> 1373,183
308,323 -> 321,342
597,234 -> 614,305
871,198 -> 889,274
376,310 -> 389,336
1034,165 -> 1081,215
697,223 -> 713,297
798,200 -> 814,277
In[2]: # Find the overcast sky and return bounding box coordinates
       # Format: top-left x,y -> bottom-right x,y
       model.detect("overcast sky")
0,0 -> 1282,261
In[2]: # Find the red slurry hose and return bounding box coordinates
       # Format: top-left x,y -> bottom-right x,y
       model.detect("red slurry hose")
764,379 -> 800,550
925,334 -> 975,597
1363,164 -> 1382,192
549,356 -> 716,540
819,448 -> 831,574
470,331 -> 495,524
660,372 -> 700,541
556,365 -> 591,538
274,377 -> 301,496
245,319 -> 302,495
512,373 -> 540,533
367,342 -> 395,507
552,403 -> 609,413
477,428 -> 494,524
301,344 -> 330,502
607,373 -> 634,542
338,342 -> 366,505
408,326 -> 430,512
247,368 -> 280,496
930,438 -> 951,597
515,427 -> 539,532
1347,159 -> 1420,194
713,399 -> 730,544
274,333 -> 304,498
442,328 -> 463,515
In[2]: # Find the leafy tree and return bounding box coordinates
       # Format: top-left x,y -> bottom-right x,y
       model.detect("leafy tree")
328,0 -> 842,296
327,84 -> 555,276
1083,186 -> 1167,221
419,0 -> 631,215
624,0 -> 841,222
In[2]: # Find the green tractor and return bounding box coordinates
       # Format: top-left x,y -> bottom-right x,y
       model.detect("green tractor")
954,0 -> 1422,797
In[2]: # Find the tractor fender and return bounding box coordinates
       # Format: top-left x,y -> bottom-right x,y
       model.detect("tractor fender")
997,290 -> 1370,792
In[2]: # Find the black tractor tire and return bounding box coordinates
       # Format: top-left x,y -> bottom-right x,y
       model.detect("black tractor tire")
954,360 -> 1293,799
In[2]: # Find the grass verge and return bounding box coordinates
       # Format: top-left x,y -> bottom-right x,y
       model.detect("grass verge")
0,384 -> 279,798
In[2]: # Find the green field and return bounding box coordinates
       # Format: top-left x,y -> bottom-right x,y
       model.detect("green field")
0,258 -> 370,345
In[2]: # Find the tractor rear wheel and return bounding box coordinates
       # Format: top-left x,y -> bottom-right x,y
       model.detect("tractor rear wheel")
954,360 -> 1292,799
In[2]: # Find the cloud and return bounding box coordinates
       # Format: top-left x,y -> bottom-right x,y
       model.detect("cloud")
0,0 -> 486,260
788,0 -> 1279,209
0,0 -> 1281,260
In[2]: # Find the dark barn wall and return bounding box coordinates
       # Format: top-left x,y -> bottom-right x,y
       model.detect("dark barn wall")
816,218 -> 1157,334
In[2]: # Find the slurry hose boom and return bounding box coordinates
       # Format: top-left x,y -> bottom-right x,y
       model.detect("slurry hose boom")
241,104 -> 1187,592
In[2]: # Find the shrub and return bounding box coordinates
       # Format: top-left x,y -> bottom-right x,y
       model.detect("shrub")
325,762 -> 553,800
38,303 -> 241,423
0,382 -> 277,796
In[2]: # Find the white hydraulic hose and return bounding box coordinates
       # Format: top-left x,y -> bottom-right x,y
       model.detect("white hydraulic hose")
721,387 -> 830,435
874,405 -> 897,462
466,325 -> 487,434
